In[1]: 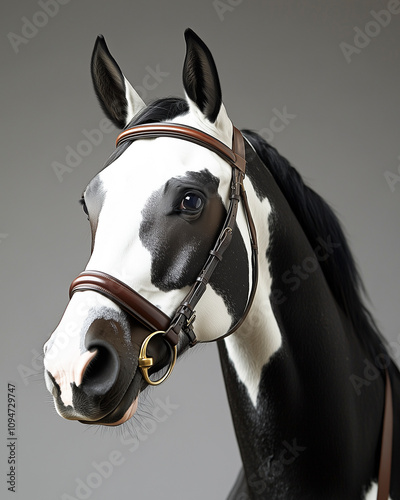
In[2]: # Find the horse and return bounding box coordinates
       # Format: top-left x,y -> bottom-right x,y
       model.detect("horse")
43,29 -> 399,499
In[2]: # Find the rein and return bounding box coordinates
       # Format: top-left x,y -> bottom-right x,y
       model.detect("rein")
70,123 -> 258,385
377,369 -> 393,500
68,123 -> 392,498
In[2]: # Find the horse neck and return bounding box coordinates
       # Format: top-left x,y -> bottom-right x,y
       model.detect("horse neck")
217,146 -> 388,495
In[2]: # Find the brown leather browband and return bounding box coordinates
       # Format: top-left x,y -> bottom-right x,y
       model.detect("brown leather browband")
68,123 -> 392,498
116,123 -> 246,173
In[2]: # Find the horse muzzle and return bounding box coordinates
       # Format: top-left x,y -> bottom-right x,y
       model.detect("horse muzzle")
44,312 -> 173,425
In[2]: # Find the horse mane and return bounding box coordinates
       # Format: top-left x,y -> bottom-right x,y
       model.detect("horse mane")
128,97 -> 189,126
242,129 -> 387,360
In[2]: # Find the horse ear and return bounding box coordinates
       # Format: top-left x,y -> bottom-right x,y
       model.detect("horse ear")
91,35 -> 146,129
182,29 -> 222,124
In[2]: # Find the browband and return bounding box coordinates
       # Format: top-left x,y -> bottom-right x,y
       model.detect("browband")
116,123 -> 246,173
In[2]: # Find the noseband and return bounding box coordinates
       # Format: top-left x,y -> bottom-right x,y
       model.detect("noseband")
69,123 -> 258,386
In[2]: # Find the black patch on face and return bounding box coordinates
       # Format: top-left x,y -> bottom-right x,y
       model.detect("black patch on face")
139,169 -> 249,326
210,216 -> 249,324
140,170 -> 222,289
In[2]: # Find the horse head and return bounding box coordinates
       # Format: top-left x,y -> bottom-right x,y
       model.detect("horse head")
42,29 -> 399,499
43,30 -> 254,425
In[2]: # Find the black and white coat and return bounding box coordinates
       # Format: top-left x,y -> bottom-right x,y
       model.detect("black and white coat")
43,30 -> 399,499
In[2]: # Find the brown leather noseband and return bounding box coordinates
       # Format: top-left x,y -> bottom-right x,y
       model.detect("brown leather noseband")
70,123 -> 258,385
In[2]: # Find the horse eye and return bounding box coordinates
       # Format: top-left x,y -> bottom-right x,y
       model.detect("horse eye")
79,197 -> 89,217
180,193 -> 203,211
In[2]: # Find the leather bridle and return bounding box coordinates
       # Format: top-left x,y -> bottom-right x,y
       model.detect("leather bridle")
68,122 -> 393,498
70,123 -> 258,385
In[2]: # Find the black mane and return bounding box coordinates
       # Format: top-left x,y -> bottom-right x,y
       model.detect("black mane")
128,97 -> 189,126
242,129 -> 387,360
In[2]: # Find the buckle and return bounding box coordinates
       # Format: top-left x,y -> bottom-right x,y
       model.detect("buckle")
183,316 -> 197,347
138,331 -> 177,386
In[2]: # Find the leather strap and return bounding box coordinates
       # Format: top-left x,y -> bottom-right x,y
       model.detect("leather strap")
116,123 -> 246,173
69,271 -> 170,333
377,369 -> 393,500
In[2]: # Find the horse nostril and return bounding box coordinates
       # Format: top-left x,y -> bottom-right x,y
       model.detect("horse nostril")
81,341 -> 120,397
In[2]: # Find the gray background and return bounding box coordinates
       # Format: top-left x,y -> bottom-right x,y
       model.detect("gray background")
1,1 -> 399,499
